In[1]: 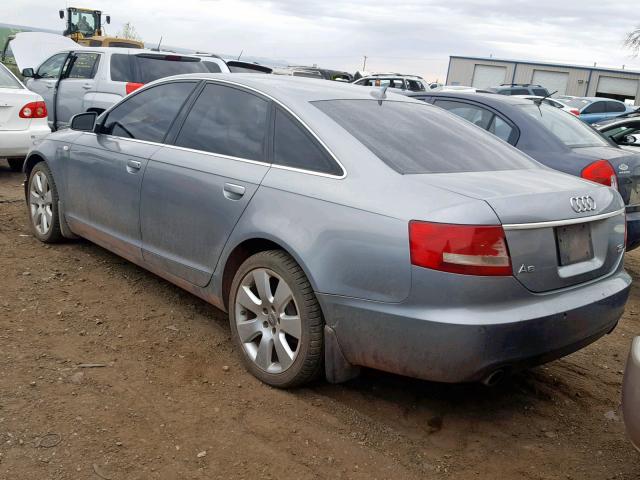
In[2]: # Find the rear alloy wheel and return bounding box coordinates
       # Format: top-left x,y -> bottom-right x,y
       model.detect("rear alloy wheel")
229,250 -> 323,388
27,162 -> 62,243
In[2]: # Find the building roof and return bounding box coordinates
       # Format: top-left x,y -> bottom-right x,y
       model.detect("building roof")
449,55 -> 640,77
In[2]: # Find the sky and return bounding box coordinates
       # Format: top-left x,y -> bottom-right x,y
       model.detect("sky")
3,0 -> 640,81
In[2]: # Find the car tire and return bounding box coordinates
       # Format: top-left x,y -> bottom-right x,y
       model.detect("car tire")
229,250 -> 323,388
27,162 -> 63,243
7,158 -> 24,172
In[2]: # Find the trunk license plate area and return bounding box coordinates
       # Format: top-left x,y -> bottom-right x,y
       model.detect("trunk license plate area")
556,223 -> 593,266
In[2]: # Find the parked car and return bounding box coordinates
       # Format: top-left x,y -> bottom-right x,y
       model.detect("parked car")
594,117 -> 640,153
489,84 -> 550,96
592,107 -> 640,128
622,337 -> 640,452
21,47 -> 211,130
352,74 -> 429,92
561,97 -> 634,124
195,54 -> 273,75
23,75 -> 630,388
0,62 -> 50,171
514,95 -> 580,116
405,91 -> 640,249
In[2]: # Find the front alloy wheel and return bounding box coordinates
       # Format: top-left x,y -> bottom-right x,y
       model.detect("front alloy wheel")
27,162 -> 62,243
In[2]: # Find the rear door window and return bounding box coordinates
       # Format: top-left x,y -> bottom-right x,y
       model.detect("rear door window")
110,54 -> 133,82
606,101 -> 626,113
313,99 -> 536,174
433,100 -> 494,129
508,88 -> 530,95
101,82 -> 196,143
583,101 -> 606,114
273,108 -> 342,176
174,83 -> 268,161
532,88 -> 549,96
67,53 -> 100,79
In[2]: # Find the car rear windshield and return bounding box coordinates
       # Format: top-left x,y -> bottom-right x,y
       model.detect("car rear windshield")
0,65 -> 22,89
565,98 -> 592,110
520,104 -> 609,148
312,99 -> 538,174
110,54 -> 209,83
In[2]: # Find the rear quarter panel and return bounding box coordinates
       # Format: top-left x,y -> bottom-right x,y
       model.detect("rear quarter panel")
214,177 -> 413,304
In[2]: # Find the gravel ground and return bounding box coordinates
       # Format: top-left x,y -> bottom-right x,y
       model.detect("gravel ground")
1,160 -> 639,479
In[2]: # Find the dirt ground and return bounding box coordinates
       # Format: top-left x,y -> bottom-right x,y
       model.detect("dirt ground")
1,160 -> 639,480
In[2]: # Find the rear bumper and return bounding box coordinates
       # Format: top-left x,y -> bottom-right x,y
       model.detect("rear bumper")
0,125 -> 50,157
319,268 -> 631,383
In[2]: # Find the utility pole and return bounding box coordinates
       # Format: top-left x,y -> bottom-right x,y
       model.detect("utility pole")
362,55 -> 367,72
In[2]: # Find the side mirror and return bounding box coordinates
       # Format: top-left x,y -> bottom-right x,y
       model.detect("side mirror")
21,68 -> 34,78
59,9 -> 64,19
105,15 -> 111,24
70,112 -> 97,132
624,134 -> 639,145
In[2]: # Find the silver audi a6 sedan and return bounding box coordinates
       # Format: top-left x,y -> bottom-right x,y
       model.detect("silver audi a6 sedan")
23,74 -> 630,388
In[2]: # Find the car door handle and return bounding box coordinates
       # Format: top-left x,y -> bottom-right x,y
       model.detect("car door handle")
45,84 -> 54,89
81,84 -> 92,90
223,183 -> 245,200
126,160 -> 141,174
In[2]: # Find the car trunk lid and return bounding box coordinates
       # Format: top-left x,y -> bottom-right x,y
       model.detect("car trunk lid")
572,146 -> 640,209
414,169 -> 626,293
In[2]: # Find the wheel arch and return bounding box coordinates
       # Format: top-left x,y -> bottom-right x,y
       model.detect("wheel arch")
219,236 -> 318,310
22,153 -> 47,199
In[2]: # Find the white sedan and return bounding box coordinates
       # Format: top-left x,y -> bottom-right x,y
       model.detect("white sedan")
0,62 -> 50,171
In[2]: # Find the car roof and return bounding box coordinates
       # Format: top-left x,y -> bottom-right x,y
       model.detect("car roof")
160,73 -> 423,103
56,46 -> 202,57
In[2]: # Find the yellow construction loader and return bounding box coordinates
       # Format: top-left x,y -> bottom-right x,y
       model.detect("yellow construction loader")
59,7 -> 144,48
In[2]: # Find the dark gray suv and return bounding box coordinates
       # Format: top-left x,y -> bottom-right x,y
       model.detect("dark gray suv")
489,83 -> 550,96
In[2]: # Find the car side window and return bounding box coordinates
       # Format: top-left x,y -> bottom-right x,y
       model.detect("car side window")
202,61 -> 222,73
509,88 -> 530,95
606,101 -> 626,113
488,115 -> 514,143
583,101 -> 606,114
67,53 -> 100,79
433,100 -> 494,129
174,83 -> 268,161
273,107 -> 342,176
110,54 -> 133,82
407,80 -> 426,92
37,53 -> 68,79
101,82 -> 196,143
532,88 -> 548,96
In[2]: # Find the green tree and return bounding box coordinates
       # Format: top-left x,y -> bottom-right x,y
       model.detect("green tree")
118,22 -> 141,40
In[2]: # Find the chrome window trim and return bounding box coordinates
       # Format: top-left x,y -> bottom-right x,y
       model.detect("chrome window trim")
88,77 -> 348,179
503,209 -> 625,230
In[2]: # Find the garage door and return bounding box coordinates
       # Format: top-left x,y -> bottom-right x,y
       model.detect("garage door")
471,65 -> 507,89
597,76 -> 639,97
532,70 -> 569,95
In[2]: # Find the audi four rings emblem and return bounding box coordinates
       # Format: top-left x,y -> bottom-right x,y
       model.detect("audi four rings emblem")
570,195 -> 597,213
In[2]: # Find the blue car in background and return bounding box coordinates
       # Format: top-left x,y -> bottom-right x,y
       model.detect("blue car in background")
406,91 -> 640,250
562,97 -> 635,124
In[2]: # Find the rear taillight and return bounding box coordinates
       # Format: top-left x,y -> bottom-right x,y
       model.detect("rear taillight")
581,160 -> 618,189
19,101 -> 47,119
409,221 -> 512,276
126,82 -> 144,94
569,108 -> 580,116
